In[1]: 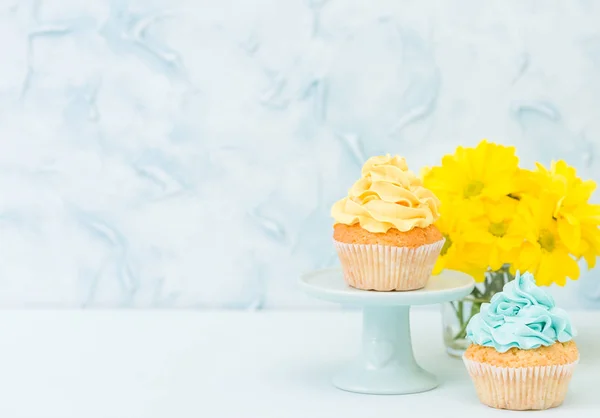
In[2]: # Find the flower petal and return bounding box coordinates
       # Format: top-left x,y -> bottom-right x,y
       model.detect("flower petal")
557,217 -> 581,254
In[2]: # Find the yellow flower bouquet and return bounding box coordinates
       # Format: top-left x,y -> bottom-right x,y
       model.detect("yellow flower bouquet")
422,140 -> 600,355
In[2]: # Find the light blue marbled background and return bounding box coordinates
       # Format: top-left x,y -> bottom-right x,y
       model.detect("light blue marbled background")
1,0 -> 600,308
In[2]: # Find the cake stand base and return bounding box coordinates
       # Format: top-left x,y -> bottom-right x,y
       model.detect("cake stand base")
299,268 -> 474,395
333,306 -> 437,395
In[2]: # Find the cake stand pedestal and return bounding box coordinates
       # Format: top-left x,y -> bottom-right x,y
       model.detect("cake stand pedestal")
299,268 -> 474,395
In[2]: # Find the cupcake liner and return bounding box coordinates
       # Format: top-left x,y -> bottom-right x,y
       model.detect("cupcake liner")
463,357 -> 578,410
333,239 -> 444,291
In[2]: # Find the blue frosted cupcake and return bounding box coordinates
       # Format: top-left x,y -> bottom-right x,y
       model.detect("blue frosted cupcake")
463,272 -> 578,410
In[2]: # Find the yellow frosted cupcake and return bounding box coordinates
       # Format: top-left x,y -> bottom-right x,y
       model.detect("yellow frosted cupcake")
463,271 -> 578,410
331,155 -> 443,291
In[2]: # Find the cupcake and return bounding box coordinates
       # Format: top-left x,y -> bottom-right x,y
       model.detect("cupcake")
330,155 -> 444,291
464,271 -> 578,410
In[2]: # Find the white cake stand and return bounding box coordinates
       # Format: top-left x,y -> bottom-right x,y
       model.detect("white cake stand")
299,268 -> 474,395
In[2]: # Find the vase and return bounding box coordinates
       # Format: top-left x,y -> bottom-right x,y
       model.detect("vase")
441,265 -> 513,357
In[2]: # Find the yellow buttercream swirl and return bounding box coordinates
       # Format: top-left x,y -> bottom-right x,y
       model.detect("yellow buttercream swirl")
331,155 -> 441,233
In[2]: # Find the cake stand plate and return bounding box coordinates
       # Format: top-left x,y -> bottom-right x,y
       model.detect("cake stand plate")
299,268 -> 474,395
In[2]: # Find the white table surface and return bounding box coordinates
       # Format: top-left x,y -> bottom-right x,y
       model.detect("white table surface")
0,309 -> 597,417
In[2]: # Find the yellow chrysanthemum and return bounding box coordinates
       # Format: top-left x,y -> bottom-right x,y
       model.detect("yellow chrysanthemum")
532,161 -> 600,264
580,226 -> 600,269
463,197 -> 532,271
432,200 -> 489,282
422,139 -> 520,202
423,140 -> 600,288
513,195 -> 580,286
512,168 -> 539,199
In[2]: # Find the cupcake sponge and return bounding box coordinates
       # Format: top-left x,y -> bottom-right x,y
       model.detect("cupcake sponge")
464,341 -> 579,368
333,223 -> 443,247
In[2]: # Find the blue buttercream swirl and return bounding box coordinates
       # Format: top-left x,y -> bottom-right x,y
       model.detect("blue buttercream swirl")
466,271 -> 576,353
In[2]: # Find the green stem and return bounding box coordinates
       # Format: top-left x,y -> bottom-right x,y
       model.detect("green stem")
454,313 -> 471,340
450,300 -> 459,316
469,298 -> 493,304
457,301 -> 464,329
471,286 -> 483,298
450,265 -> 515,343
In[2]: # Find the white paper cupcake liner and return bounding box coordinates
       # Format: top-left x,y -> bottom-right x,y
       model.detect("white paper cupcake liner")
463,357 -> 578,410
333,239 -> 444,291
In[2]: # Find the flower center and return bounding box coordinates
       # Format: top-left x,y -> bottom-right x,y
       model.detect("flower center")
538,229 -> 556,252
464,181 -> 484,198
488,221 -> 508,237
441,235 -> 453,256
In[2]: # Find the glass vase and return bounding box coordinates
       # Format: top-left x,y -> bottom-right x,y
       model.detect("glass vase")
441,265 -> 513,357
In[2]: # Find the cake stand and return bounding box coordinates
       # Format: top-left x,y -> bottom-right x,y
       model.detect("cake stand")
299,268 -> 474,395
